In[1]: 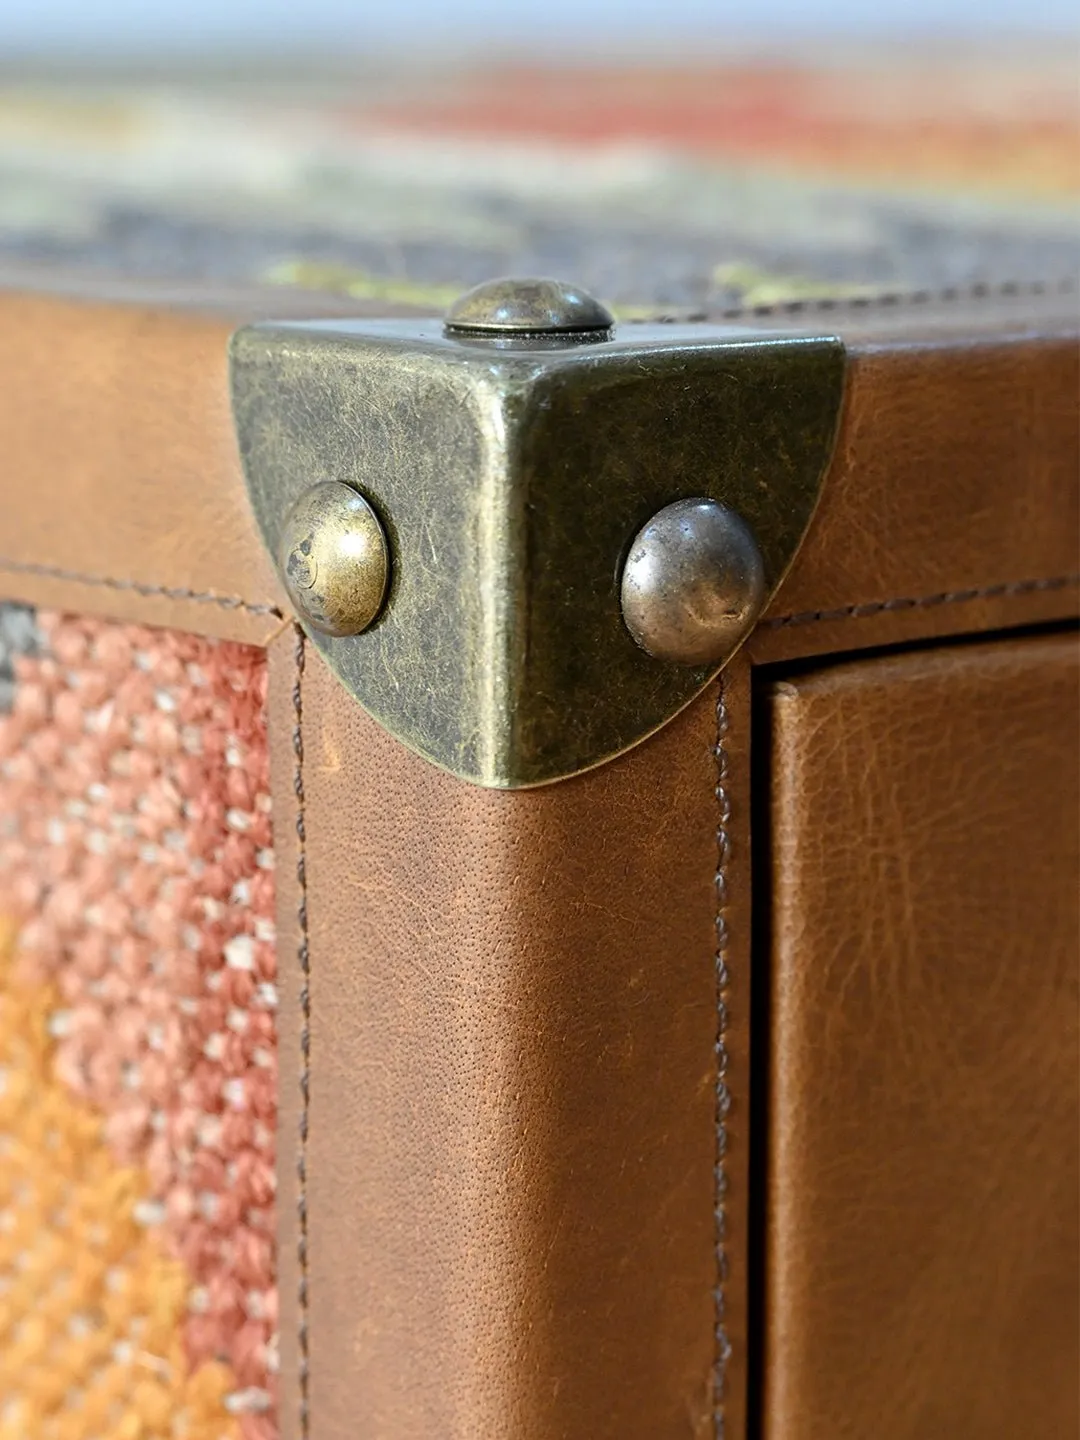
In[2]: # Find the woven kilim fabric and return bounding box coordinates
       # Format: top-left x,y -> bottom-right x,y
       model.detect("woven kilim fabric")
0,47 -> 1076,309
0,607 -> 275,1440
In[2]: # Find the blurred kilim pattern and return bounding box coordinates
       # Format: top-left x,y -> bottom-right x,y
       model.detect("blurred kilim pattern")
0,47 -> 1076,310
0,608 -> 276,1440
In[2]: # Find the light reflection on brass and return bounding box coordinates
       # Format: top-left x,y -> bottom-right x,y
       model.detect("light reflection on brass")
278,481 -> 389,638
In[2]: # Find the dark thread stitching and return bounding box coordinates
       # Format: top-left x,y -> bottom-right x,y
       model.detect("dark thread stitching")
0,555 -> 284,618
626,275 -> 1077,325
763,572 -> 1080,632
713,674 -> 732,1438
292,626 -> 311,1438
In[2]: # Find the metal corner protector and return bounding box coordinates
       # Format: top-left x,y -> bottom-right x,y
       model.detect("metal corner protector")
229,278 -> 845,788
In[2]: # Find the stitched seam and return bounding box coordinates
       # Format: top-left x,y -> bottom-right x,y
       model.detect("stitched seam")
626,275 -> 1077,325
0,555 -> 284,618
763,572 -> 1080,631
293,626 -> 311,1439
713,675 -> 732,1438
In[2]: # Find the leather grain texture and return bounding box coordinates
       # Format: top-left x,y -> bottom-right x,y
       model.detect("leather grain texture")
751,321 -> 1080,664
265,638 -> 753,1440
762,630 -> 1080,1440
0,289 -> 285,643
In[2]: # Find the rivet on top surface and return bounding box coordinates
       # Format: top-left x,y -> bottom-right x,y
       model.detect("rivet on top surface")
445,276 -> 615,335
620,498 -> 766,666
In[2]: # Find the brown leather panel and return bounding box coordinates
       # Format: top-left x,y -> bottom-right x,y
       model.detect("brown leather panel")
754,330 -> 1080,662
763,631 -> 1080,1440
0,289 -> 286,632
0,560 -> 285,645
749,574 -> 1079,668
281,645 -> 750,1439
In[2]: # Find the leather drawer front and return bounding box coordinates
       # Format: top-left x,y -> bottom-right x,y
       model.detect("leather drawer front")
762,631 -> 1079,1440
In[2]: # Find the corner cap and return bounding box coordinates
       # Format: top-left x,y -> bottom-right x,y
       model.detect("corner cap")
230,292 -> 844,788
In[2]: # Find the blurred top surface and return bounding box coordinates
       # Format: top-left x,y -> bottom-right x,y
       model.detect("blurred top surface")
0,46 -> 1077,313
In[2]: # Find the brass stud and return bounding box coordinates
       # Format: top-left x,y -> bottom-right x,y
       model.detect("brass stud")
278,481 -> 390,638
620,498 -> 766,666
445,276 -> 614,335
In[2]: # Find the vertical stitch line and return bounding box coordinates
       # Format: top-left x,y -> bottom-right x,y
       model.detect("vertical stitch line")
293,626 -> 311,1438
713,673 -> 732,1438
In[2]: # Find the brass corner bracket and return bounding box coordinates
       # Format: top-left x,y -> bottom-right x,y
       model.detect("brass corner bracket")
230,282 -> 845,788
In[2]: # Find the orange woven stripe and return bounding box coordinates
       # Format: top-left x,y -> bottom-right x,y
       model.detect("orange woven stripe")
0,919 -> 241,1440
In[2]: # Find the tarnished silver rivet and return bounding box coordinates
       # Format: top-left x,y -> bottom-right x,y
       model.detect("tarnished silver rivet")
278,481 -> 390,638
445,276 -> 614,335
620,498 -> 766,666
